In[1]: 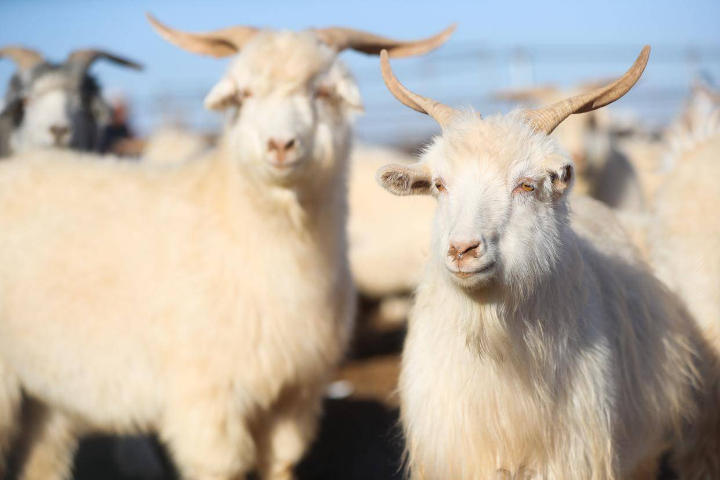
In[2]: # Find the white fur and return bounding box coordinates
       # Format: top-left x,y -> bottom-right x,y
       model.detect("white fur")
141,138 -> 435,299
142,125 -> 213,165
378,110 -> 720,479
0,30 -> 359,480
652,90 -> 720,357
348,144 -> 434,298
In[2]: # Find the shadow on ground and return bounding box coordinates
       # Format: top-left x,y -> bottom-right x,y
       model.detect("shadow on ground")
67,397 -> 402,480
297,399 -> 402,480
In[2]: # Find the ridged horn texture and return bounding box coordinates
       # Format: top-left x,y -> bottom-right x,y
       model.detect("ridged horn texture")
523,45 -> 651,134
380,49 -> 460,128
0,46 -> 45,73
146,13 -> 259,58
66,50 -> 144,74
313,24 -> 456,57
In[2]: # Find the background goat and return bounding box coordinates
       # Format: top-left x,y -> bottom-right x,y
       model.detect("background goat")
0,46 -> 142,158
0,15 -> 453,480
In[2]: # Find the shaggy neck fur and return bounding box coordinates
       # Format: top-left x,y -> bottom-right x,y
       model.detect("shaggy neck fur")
428,212 -> 585,376
214,130 -> 351,244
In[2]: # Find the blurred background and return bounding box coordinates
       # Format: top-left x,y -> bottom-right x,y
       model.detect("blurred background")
2,0 -> 719,147
1,1 -> 718,479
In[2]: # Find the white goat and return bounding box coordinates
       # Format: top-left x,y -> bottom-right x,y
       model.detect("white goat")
620,81 -> 720,264
0,46 -> 142,157
0,16 -> 454,480
652,82 -> 720,356
376,47 -> 720,479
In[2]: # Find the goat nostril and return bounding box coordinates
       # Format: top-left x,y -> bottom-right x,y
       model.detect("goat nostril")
448,241 -> 482,259
50,126 -> 69,140
268,139 -> 296,153
463,242 -> 480,255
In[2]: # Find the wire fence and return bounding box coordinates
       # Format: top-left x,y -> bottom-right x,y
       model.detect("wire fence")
131,44 -> 720,146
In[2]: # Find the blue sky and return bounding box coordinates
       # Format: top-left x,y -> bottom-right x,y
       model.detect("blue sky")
1,0 -> 719,143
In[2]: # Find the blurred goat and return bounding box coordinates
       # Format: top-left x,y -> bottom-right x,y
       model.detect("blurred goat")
0,15 -> 453,480
652,79 -> 720,356
0,46 -> 142,157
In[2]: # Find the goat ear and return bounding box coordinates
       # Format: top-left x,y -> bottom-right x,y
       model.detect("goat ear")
376,163 -> 433,196
323,63 -> 363,113
204,77 -> 237,111
547,162 -> 574,200
334,74 -> 363,113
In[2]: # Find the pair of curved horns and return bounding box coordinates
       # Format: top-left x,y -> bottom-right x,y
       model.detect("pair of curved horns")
380,45 -> 651,134
0,46 -> 143,75
146,13 -> 455,59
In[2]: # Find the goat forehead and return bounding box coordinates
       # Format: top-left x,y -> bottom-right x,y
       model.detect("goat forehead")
432,112 -> 561,178
230,30 -> 336,95
29,71 -> 77,98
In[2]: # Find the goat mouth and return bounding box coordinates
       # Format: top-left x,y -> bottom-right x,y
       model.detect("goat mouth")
451,261 -> 496,279
267,158 -> 303,171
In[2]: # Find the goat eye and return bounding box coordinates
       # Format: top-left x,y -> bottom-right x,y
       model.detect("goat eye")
240,88 -> 252,98
315,86 -> 332,99
434,180 -> 446,192
514,180 -> 535,195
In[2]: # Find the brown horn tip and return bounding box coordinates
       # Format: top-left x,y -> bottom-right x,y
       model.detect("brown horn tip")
314,23 -> 456,58
524,45 -> 651,135
386,23 -> 456,58
380,49 -> 460,128
0,46 -> 45,73
146,12 -> 258,58
66,49 -> 144,73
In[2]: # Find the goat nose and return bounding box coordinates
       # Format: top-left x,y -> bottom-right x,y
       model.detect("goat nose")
448,240 -> 482,260
50,125 -> 69,142
267,138 -> 298,162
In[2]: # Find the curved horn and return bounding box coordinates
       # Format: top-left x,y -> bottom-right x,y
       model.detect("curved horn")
66,49 -> 143,74
523,45 -> 651,135
0,46 -> 45,73
146,13 -> 259,58
314,24 -> 455,58
380,50 -> 460,128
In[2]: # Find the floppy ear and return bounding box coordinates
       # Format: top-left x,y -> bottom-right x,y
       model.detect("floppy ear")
334,73 -> 363,113
323,63 -> 363,113
376,163 -> 433,196
204,77 -> 238,111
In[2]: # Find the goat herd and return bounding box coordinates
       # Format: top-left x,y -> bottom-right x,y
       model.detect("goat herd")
0,13 -> 719,480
